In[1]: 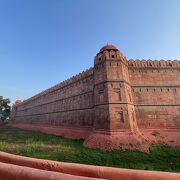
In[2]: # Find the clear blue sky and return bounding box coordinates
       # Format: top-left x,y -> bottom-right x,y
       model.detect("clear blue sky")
0,0 -> 180,104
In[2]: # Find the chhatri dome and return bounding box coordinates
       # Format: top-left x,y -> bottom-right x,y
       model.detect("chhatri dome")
15,100 -> 22,105
99,44 -> 118,53
96,44 -> 124,60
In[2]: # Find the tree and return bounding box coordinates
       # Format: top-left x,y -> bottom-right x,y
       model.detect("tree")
0,96 -> 11,122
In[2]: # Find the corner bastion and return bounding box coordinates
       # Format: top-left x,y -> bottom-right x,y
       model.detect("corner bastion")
10,45 -> 180,151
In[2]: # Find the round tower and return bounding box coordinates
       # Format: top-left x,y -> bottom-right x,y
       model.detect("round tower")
84,44 -> 150,151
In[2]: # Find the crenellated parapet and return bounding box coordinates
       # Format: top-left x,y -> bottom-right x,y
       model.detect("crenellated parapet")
128,59 -> 180,68
94,45 -> 127,65
20,67 -> 94,106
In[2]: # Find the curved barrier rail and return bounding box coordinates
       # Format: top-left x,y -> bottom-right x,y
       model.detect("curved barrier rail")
0,161 -> 102,180
0,151 -> 179,180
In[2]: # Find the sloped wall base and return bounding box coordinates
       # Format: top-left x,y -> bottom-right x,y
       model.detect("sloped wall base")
84,131 -> 150,151
9,123 -> 180,151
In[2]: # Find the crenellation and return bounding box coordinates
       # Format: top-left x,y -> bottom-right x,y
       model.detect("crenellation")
128,59 -> 180,68
17,67 -> 93,108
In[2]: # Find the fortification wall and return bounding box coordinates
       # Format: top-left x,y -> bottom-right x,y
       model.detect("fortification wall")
9,43 -> 180,151
135,106 -> 180,129
13,59 -> 180,130
128,60 -> 180,129
14,67 -> 94,128
128,59 -> 180,85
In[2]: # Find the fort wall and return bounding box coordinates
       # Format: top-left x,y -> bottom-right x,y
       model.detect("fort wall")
14,67 -> 94,129
128,60 -> 180,129
10,45 -> 180,151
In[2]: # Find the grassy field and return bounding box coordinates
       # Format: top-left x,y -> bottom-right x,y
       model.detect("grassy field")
0,125 -> 179,172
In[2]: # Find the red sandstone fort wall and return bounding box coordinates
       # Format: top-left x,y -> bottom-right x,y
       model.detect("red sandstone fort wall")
12,59 -> 180,131
14,67 -> 94,129
128,60 -> 180,129
10,45 -> 180,151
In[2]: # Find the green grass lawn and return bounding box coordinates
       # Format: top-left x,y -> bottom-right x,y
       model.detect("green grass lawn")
0,125 -> 179,172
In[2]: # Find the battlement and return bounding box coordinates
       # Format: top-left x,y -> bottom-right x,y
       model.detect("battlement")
128,59 -> 180,68
18,67 -> 94,106
94,49 -> 127,65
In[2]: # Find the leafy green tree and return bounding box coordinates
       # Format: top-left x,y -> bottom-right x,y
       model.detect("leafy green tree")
0,96 -> 11,122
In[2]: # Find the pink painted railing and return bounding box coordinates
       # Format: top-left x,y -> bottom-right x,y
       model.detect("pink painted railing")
0,151 -> 179,180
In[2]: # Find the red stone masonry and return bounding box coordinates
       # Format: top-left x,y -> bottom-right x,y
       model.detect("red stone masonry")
10,45 -> 180,151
